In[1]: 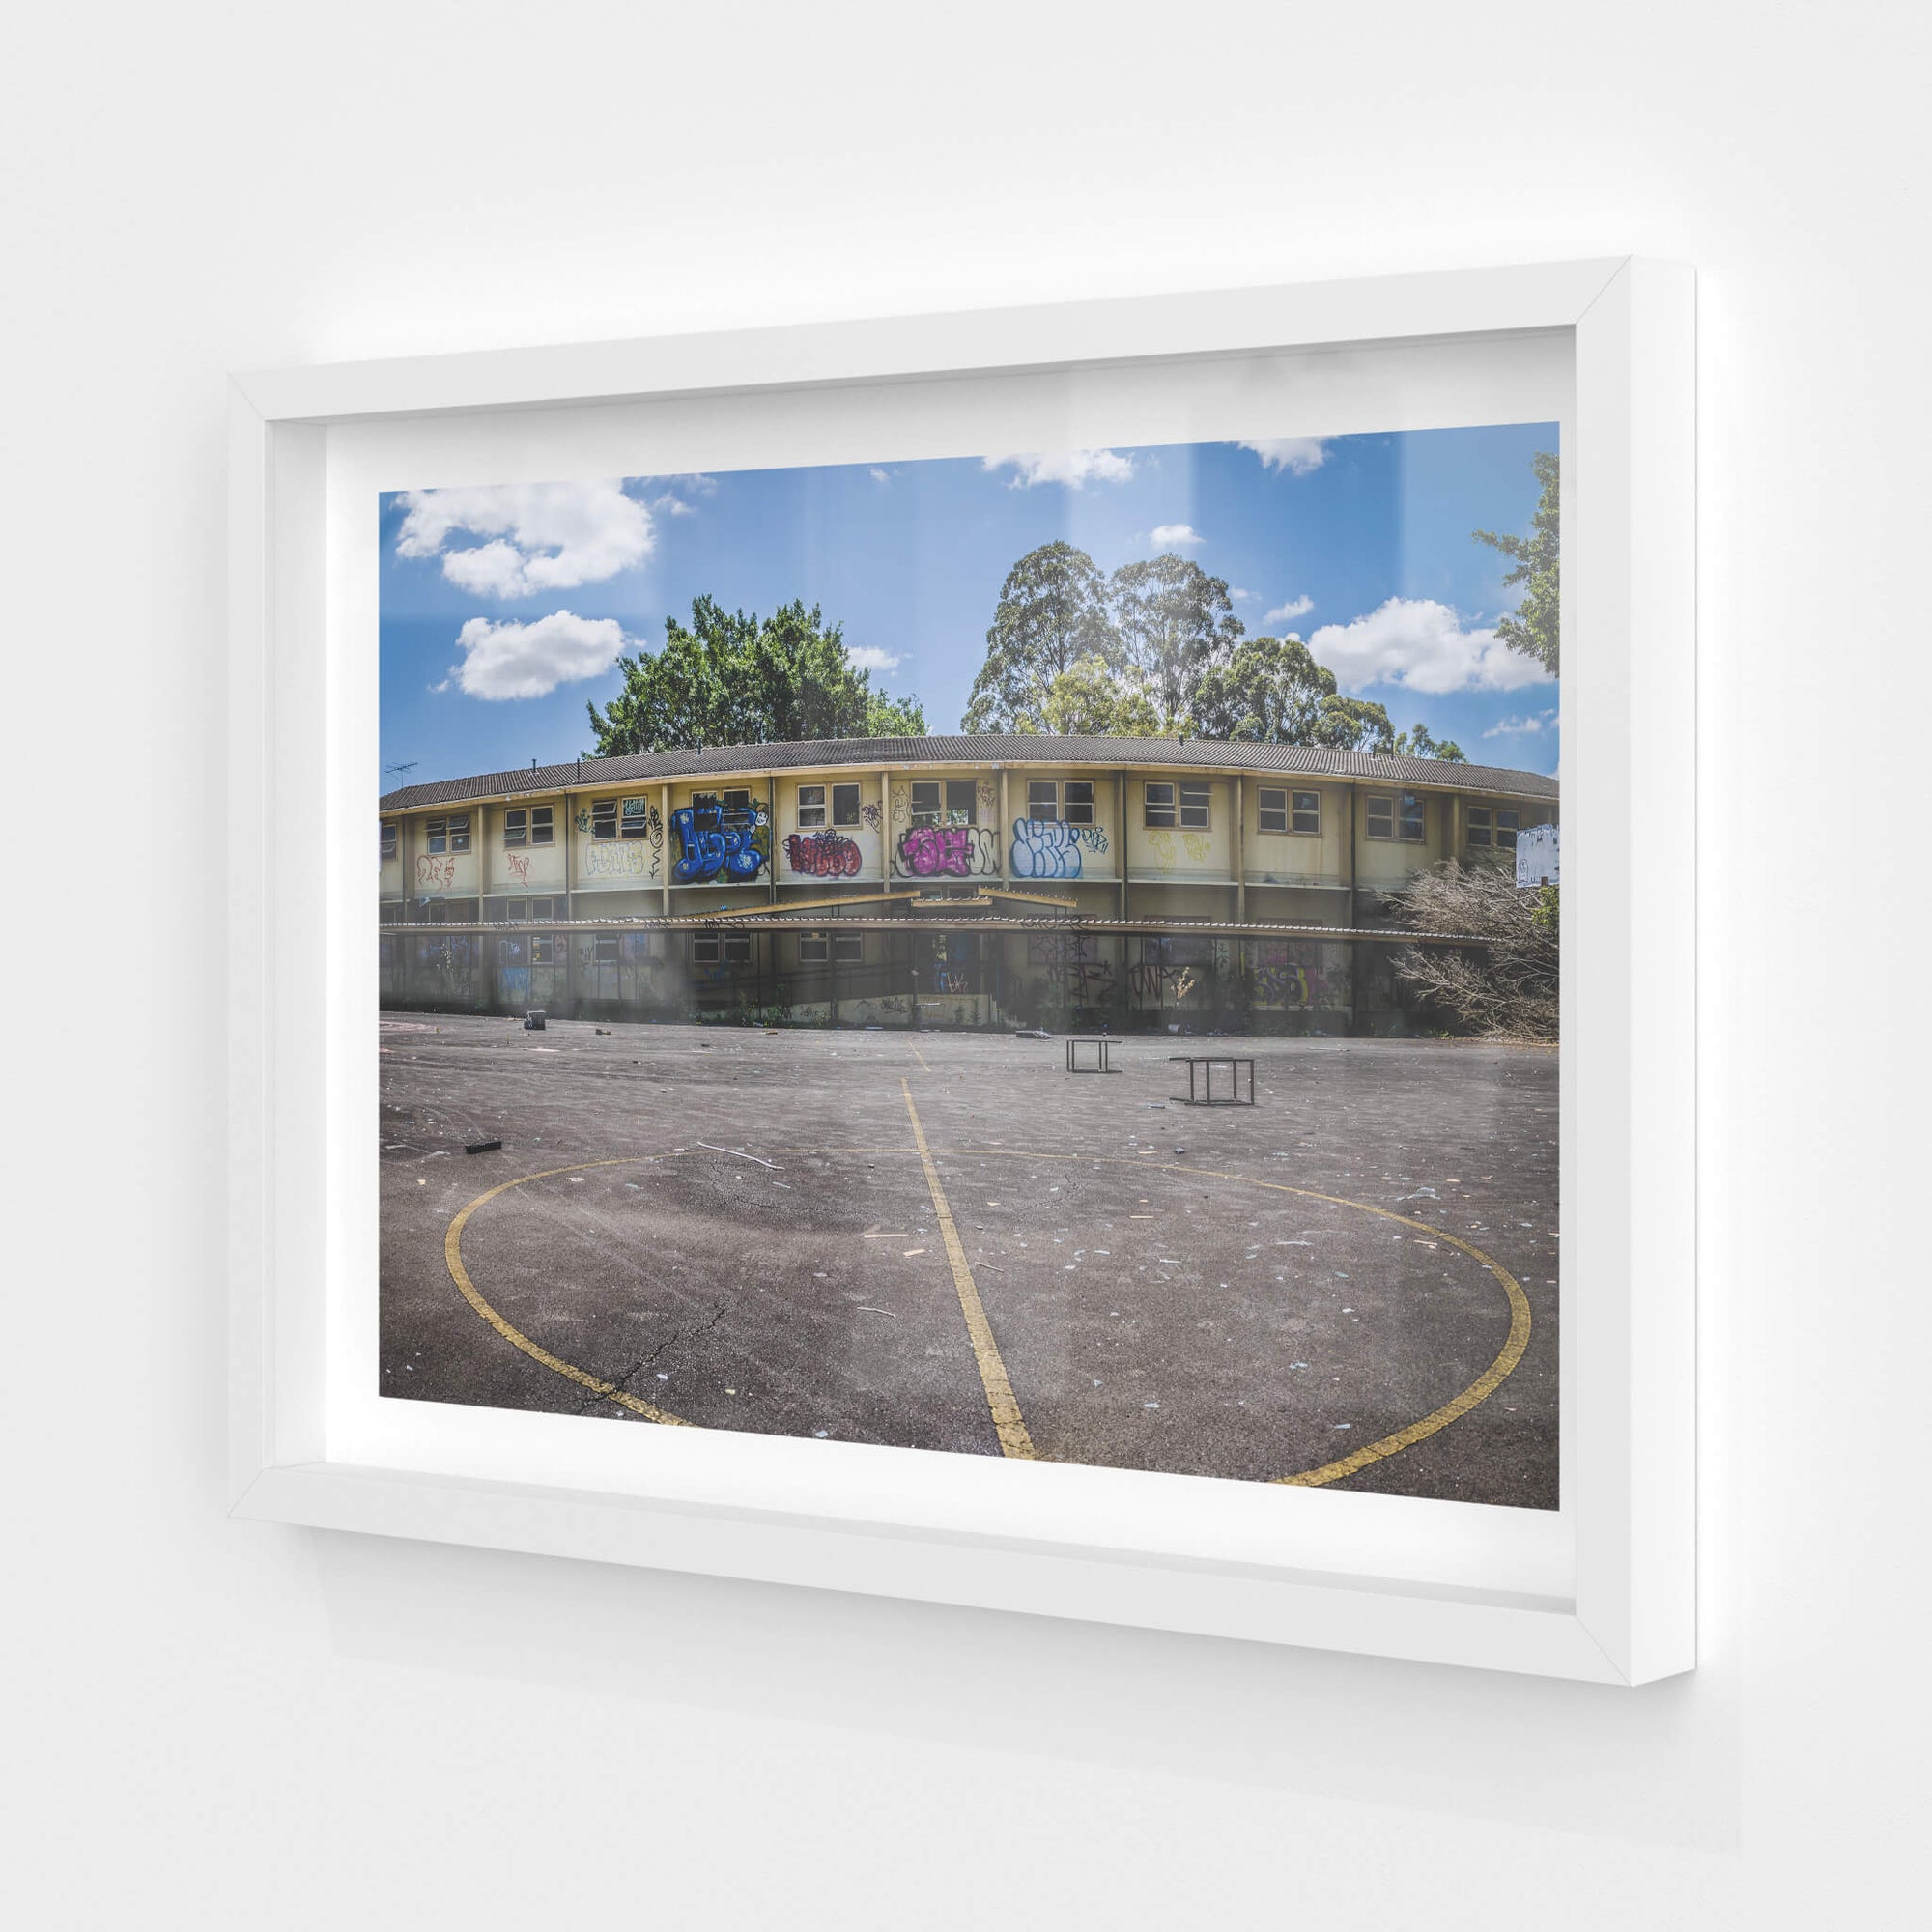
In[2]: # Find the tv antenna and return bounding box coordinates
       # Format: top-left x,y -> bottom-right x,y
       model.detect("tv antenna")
384,760 -> 418,779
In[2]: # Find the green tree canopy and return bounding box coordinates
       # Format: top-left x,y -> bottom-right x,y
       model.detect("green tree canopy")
586,596 -> 925,755
1108,554 -> 1243,724
1473,449 -> 1560,674
1393,722 -> 1467,762
963,541 -> 1115,733
1189,633 -> 1342,743
1037,654 -> 1163,736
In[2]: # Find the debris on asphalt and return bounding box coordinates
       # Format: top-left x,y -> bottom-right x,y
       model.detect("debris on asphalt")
523,1010 -> 546,1031
464,1138 -> 502,1154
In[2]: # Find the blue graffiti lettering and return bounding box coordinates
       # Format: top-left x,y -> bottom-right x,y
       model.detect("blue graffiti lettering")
672,802 -> 765,883
1009,818 -> 1105,879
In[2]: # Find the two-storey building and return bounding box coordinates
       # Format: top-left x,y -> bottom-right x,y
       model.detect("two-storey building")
378,734 -> 1557,1034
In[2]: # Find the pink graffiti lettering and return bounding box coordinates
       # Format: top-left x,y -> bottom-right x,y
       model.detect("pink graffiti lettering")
505,851 -> 530,885
784,829 -> 862,877
895,825 -> 998,878
415,853 -> 458,891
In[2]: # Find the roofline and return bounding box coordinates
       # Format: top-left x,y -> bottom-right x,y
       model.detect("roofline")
379,737 -> 1560,812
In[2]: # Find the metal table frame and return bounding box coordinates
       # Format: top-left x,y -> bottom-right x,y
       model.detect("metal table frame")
1168,1054 -> 1256,1105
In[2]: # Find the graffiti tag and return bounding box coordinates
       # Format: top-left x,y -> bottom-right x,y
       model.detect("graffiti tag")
505,851 -> 530,885
784,829 -> 863,877
860,801 -> 884,833
895,825 -> 999,879
1009,819 -> 1107,880
415,853 -> 458,891
673,802 -> 765,884
583,841 -> 654,880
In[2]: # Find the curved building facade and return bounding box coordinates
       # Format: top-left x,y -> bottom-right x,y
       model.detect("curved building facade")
377,734 -> 1558,1035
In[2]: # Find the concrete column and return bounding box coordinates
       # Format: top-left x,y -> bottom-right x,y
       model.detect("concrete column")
878,767 -> 891,886
767,776 -> 778,903
1234,773 -> 1246,923
660,782 -> 672,915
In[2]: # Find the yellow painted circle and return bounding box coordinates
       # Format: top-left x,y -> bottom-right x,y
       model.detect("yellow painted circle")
441,1146 -> 1532,1488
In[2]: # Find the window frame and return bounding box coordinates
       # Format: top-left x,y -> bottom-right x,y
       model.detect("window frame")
1257,786 -> 1289,835
1026,779 -> 1060,823
380,822 -> 398,861
1398,791 -> 1426,843
945,780 -> 979,827
832,933 -> 865,964
1179,783 -> 1211,831
618,798 -> 650,840
796,783 -> 826,829
1495,808 -> 1520,851
1062,780 -> 1095,827
591,799 -> 618,840
797,934 -> 830,964
832,782 -> 862,828
1468,805 -> 1493,848
909,781 -> 942,828
1364,793 -> 1396,840
1292,790 -> 1321,836
1143,781 -> 1176,828
503,809 -> 528,847
592,933 -> 620,965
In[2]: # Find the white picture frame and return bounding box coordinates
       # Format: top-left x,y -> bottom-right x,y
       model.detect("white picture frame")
227,259 -> 1695,1684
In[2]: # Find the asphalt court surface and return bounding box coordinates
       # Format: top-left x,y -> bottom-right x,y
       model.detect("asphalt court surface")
381,1016 -> 1560,1508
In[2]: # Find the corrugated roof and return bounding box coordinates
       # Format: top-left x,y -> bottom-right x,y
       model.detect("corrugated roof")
379,733 -> 1559,811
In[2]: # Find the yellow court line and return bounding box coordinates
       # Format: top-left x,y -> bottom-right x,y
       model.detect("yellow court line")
908,1043 -> 932,1073
443,1156 -> 689,1426
898,1082 -> 1037,1460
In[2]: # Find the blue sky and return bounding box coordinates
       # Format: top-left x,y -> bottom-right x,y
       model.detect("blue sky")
379,423 -> 1559,788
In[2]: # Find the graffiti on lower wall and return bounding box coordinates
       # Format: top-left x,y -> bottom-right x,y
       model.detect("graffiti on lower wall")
1009,819 -> 1108,879
1026,933 -> 1116,1003
895,825 -> 999,879
673,802 -> 766,883
784,829 -> 862,877
1249,944 -> 1345,1009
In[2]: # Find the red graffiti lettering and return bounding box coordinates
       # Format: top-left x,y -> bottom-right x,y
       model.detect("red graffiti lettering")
784,829 -> 862,877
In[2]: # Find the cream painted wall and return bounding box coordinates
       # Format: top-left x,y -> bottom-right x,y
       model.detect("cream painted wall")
7,4 -> 1928,1927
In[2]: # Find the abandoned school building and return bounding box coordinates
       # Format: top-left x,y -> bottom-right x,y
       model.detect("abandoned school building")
378,735 -> 1559,1034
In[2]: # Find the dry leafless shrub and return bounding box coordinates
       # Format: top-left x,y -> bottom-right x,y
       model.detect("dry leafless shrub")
1389,862 -> 1559,1041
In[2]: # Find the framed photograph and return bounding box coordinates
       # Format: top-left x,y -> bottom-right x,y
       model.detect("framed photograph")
228,259 -> 1695,1682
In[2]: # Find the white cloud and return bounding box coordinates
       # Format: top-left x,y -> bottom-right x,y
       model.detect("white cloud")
1231,587 -> 1258,603
982,449 -> 1136,489
845,644 -> 901,675
1264,594 -> 1314,626
869,468 -> 893,484
1240,437 -> 1331,475
1150,523 -> 1204,547
1483,708 -> 1559,738
395,480 -> 653,598
450,611 -> 630,700
1308,597 -> 1554,696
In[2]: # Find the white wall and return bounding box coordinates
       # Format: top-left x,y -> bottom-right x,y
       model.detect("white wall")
6,3 -> 1926,1923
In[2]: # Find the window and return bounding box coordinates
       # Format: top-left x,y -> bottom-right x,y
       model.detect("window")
832,782 -> 861,827
1292,791 -> 1321,836
1258,785 -> 1322,835
722,788 -> 751,815
946,780 -> 978,826
424,814 -> 470,854
1257,787 -> 1288,834
1365,794 -> 1395,839
833,934 -> 864,964
1144,781 -> 1176,827
1179,784 -> 1211,830
1142,781 -> 1207,828
1495,808 -> 1520,851
1467,806 -> 1492,848
1027,780 -> 1059,822
591,800 -> 617,839
593,933 -> 619,964
529,896 -> 561,921
619,798 -> 650,839
380,823 -> 397,861
797,783 -> 826,827
693,935 -> 753,966
798,935 -> 829,964
529,805 -> 554,845
1063,781 -> 1094,827
910,781 -> 942,827
1399,792 -> 1426,841
530,935 -> 555,966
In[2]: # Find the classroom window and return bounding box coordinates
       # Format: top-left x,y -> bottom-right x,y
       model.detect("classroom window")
832,782 -> 861,827
529,805 -> 554,845
1179,784 -> 1211,830
798,935 -> 829,963
910,781 -> 942,827
619,798 -> 650,839
1144,781 -> 1176,827
692,935 -> 753,966
529,897 -> 561,921
424,815 -> 470,854
1063,781 -> 1094,827
1027,780 -> 1060,821
797,784 -> 826,827
1257,787 -> 1288,834
833,934 -> 864,964
591,800 -> 618,839
530,935 -> 555,965
946,780 -> 978,825
1292,791 -> 1320,836
504,810 -> 527,846
1468,806 -> 1492,848
1495,809 -> 1520,851
1398,792 -> 1426,841
380,823 -> 398,860
593,933 -> 619,964
1365,795 -> 1395,839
